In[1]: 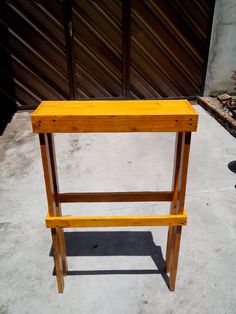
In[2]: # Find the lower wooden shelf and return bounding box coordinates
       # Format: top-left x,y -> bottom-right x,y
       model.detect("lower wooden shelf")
45,211 -> 187,228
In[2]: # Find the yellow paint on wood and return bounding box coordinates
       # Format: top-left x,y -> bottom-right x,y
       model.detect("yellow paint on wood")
31,100 -> 198,133
45,213 -> 187,228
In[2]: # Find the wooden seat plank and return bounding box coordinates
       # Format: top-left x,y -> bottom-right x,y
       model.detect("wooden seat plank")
32,100 -> 198,133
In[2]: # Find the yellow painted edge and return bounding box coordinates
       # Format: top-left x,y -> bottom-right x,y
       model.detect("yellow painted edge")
45,212 -> 187,228
32,100 -> 198,117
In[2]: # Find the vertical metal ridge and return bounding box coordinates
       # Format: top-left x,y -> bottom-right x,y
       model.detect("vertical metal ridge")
0,0 -> 215,108
63,0 -> 77,99
122,0 -> 131,99
2,0 -> 69,109
130,0 -> 215,98
72,0 -> 123,98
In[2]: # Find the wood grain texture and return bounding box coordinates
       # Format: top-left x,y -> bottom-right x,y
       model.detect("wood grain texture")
51,228 -> 64,293
167,132 -> 192,291
45,213 -> 187,228
166,133 -> 183,273
46,134 -> 68,275
31,100 -> 198,133
169,226 -> 182,291
39,133 -> 65,292
59,191 -> 172,203
176,132 -> 192,215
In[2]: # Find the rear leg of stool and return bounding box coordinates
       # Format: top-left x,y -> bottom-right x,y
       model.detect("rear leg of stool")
166,132 -> 191,290
169,226 -> 182,291
51,228 -> 64,292
166,133 -> 183,272
47,133 -> 68,275
39,133 -> 67,292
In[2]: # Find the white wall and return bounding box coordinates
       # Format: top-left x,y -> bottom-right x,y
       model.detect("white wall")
204,0 -> 236,95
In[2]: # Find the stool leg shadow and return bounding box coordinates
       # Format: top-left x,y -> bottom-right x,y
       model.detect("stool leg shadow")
150,253 -> 169,288
51,231 -> 170,289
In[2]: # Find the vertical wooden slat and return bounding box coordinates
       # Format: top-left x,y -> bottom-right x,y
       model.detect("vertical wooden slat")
51,228 -> 64,293
168,225 -> 182,291
168,132 -> 192,291
166,132 -> 183,273
47,134 -> 68,275
39,133 -> 57,215
39,133 -> 66,293
177,132 -> 192,214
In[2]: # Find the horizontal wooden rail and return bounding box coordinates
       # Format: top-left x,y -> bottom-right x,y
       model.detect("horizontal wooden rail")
45,212 -> 187,228
59,191 -> 172,203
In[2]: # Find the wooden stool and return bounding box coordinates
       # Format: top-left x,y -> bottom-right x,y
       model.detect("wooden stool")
31,99 -> 198,293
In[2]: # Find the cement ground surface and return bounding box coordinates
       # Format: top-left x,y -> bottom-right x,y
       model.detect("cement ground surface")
0,105 -> 235,314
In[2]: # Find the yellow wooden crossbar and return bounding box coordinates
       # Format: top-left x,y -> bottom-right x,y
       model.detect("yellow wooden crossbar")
45,211 -> 187,228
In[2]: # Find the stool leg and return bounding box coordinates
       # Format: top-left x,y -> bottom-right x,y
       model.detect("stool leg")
167,132 -> 191,291
169,226 -> 182,291
51,228 -> 64,293
39,133 -> 66,292
166,227 -> 174,273
47,134 -> 68,275
57,230 -> 68,275
166,133 -> 183,272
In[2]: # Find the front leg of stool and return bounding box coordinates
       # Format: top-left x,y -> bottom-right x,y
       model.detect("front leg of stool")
39,133 -> 66,292
166,133 -> 183,272
46,133 -> 68,275
169,226 -> 182,291
51,228 -> 64,293
167,132 -> 191,290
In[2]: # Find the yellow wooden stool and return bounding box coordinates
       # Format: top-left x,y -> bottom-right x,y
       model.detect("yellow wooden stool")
31,100 -> 198,293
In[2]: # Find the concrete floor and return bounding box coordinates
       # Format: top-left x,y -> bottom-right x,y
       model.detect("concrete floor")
0,104 -> 236,314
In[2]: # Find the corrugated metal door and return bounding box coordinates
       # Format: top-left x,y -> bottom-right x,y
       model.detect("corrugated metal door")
72,0 -> 215,100
1,0 -> 70,110
72,0 -> 123,99
0,0 -> 215,109
130,0 -> 214,98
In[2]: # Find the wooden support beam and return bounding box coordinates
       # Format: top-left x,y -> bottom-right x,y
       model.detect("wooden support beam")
46,213 -> 187,228
59,191 -> 172,203
166,133 -> 183,273
168,132 -> 192,291
39,133 -> 66,293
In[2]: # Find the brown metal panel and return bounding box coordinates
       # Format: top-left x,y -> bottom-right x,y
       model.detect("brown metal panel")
1,0 -> 70,109
130,0 -> 215,98
72,0 -> 123,98
0,0 -> 215,111
122,0 -> 131,98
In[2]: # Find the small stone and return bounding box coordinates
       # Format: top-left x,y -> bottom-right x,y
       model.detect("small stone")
217,93 -> 232,103
217,93 -> 233,109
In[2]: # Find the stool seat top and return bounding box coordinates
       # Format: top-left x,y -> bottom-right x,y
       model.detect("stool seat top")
31,99 -> 198,133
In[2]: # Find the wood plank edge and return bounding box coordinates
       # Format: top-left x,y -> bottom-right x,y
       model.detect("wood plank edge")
59,191 -> 173,203
45,213 -> 187,228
